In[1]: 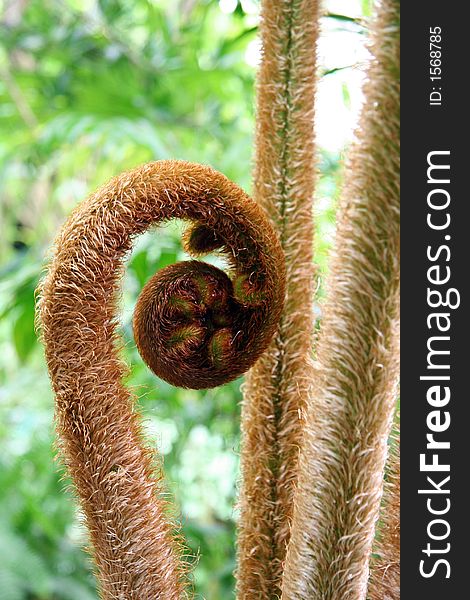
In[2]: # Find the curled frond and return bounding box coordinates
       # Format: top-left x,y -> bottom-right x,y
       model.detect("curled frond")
38,159 -> 285,599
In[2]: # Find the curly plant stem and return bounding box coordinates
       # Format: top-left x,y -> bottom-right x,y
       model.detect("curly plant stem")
39,160 -> 285,599
281,1 -> 400,598
237,0 -> 320,597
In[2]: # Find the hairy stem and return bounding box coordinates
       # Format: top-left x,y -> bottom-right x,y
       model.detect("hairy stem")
368,419 -> 400,600
237,1 -> 320,597
281,0 -> 400,598
39,160 -> 285,599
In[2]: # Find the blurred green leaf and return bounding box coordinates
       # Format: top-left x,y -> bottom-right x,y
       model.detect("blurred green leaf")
12,301 -> 36,362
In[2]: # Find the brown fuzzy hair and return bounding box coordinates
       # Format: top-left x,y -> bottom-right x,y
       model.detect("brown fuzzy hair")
38,160 -> 285,599
236,0 -> 320,597
281,0 -> 400,598
368,419 -> 400,600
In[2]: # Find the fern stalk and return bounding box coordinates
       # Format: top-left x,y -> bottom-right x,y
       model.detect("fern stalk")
368,419 -> 400,600
281,0 -> 400,598
237,0 -> 320,597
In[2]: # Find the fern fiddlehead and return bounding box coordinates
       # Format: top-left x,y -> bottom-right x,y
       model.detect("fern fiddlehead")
39,160 -> 285,598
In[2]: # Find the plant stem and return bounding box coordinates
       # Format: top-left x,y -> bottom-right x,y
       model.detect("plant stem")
368,419 -> 400,600
237,1 -> 320,597
281,0 -> 400,598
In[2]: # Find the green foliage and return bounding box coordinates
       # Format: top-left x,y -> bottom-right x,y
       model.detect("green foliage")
0,0 -> 364,597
